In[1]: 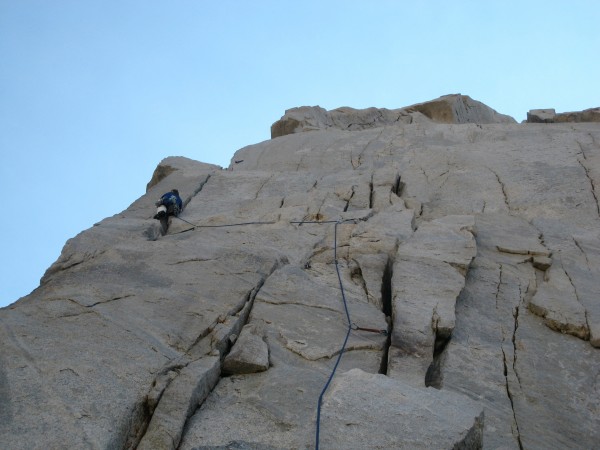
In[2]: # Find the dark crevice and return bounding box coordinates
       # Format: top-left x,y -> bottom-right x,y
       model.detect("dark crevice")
424,329 -> 451,389
121,362 -> 187,449
379,256 -> 393,374
379,329 -> 392,376
512,305 -> 522,387
381,257 -> 393,317
425,276 -> 472,388
121,396 -> 152,450
392,174 -> 405,198
368,180 -> 374,209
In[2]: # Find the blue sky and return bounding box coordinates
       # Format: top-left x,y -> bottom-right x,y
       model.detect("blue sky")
1,0 -> 599,307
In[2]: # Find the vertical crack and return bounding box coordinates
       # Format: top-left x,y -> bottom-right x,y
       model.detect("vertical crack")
501,348 -> 524,450
489,168 -> 510,210
424,323 -> 451,389
572,237 -> 591,269
379,256 -> 393,375
343,186 -> 356,213
512,303 -> 522,388
576,156 -> 600,217
352,128 -> 384,169
185,174 -> 212,207
495,264 -> 504,309
562,264 -> 591,339
392,174 -> 405,198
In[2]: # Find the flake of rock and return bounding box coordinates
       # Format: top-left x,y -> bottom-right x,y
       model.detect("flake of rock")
398,215 -> 476,273
532,255 -> 553,270
389,255 -> 467,386
529,264 -> 590,340
137,356 -> 220,450
475,213 -> 550,258
222,323 -> 270,375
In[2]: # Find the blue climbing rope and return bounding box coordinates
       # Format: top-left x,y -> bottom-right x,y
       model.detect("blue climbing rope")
314,220 -> 353,450
172,215 -> 380,448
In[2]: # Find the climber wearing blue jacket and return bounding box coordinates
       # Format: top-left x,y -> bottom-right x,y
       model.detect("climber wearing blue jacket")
154,189 -> 183,220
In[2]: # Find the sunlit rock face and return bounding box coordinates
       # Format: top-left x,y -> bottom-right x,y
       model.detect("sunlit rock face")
270,93 -> 516,138
1,96 -> 599,450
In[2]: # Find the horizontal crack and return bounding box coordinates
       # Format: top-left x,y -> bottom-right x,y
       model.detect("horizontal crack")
167,258 -> 218,265
256,297 -> 340,314
87,294 -> 134,308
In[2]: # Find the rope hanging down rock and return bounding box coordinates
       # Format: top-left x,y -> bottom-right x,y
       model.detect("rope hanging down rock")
314,220 -> 353,450
291,219 -> 387,450
171,215 -> 387,449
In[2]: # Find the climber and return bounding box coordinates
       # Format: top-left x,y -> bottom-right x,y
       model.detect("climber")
154,189 -> 183,219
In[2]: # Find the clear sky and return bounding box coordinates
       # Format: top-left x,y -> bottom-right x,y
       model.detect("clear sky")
1,0 -> 599,307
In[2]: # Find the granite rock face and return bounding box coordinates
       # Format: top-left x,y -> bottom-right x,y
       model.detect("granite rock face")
1,96 -> 600,450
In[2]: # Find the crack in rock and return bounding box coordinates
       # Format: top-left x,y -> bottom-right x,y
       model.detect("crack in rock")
576,140 -> 600,217
501,347 -> 524,450
489,168 -> 510,211
134,259 -> 285,449
576,157 -> 600,218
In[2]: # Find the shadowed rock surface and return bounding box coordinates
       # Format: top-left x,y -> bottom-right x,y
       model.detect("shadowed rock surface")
1,95 -> 599,449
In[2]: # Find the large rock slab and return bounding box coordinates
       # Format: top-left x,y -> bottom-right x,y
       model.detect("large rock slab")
319,369 -> 484,450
